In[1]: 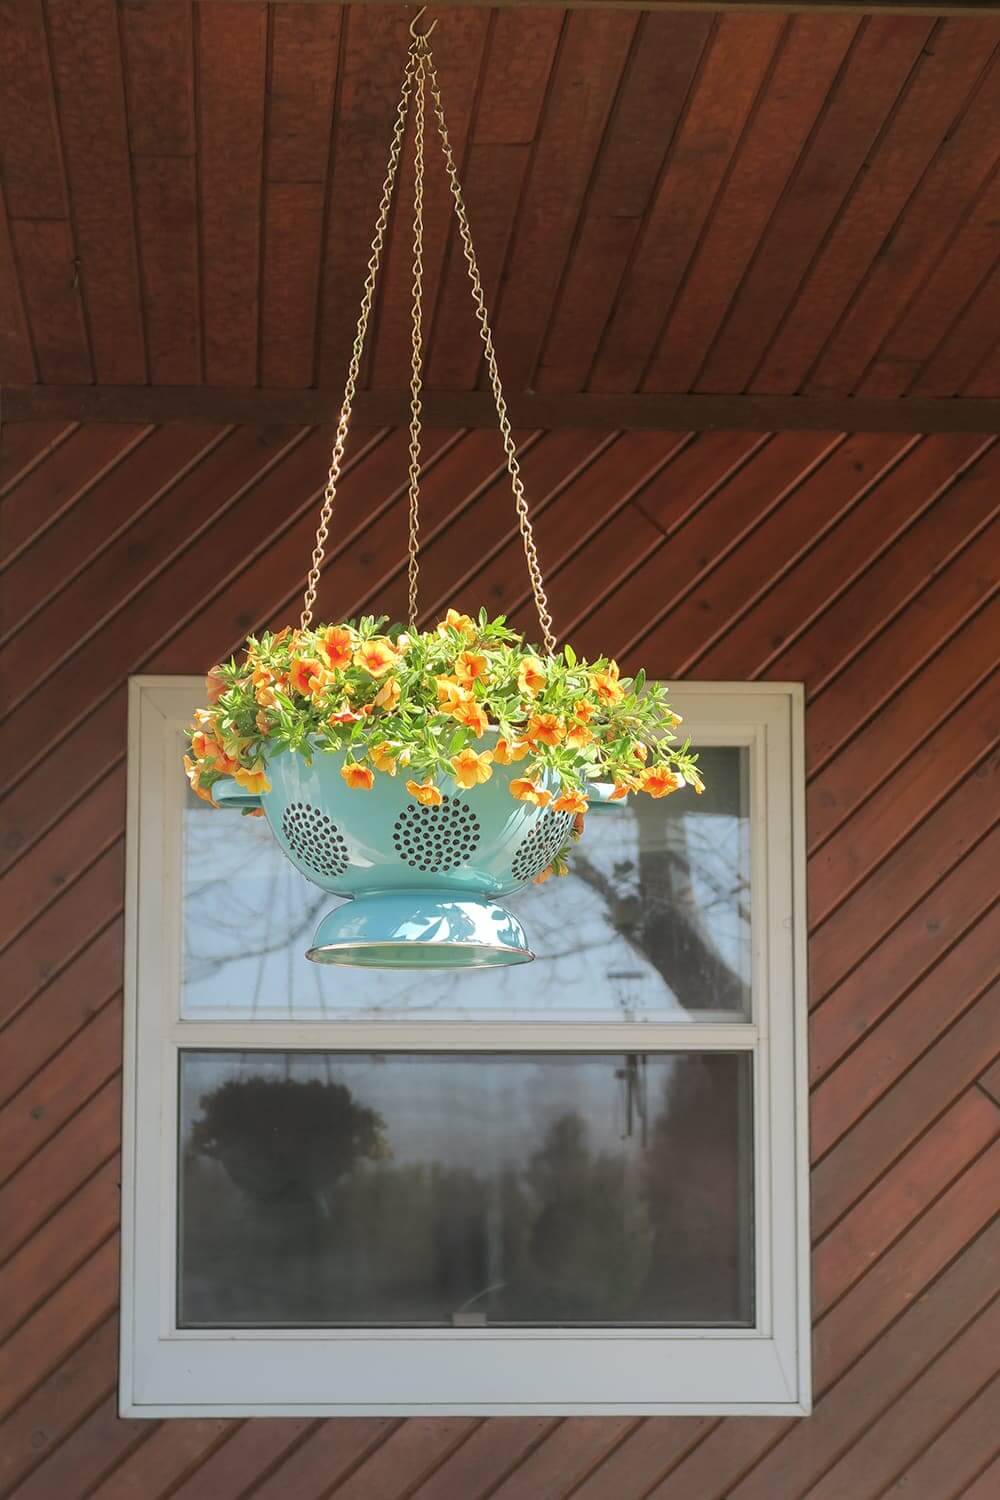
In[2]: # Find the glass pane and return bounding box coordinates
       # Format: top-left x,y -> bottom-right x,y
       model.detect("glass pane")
182,744 -> 751,1022
178,1050 -> 754,1328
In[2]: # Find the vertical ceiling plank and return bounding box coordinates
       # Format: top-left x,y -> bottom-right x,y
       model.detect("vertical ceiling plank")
119,0 -> 195,157
368,8 -> 491,388
260,2 -> 340,388
44,0 -> 146,383
197,1 -> 268,385
691,12 -> 934,395
535,10 -> 714,393
316,4 -> 412,387
8,219 -> 91,383
0,0 -> 67,218
805,50 -> 1000,395
489,8 -> 640,389
0,186 -> 35,384
588,13 -> 785,394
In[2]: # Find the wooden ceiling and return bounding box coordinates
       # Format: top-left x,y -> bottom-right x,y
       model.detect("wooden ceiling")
2,0 -> 1000,424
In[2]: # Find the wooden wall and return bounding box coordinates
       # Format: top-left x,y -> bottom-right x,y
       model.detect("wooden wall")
1,419 -> 998,1499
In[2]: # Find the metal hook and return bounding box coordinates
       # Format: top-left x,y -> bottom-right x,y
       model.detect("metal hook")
410,7 -> 438,40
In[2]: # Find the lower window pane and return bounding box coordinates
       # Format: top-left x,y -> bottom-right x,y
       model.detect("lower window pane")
178,1051 -> 754,1329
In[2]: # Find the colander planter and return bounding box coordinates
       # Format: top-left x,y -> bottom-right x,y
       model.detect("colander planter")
219,747 -> 571,968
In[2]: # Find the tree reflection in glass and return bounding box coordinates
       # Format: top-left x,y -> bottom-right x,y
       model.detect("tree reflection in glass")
178,1051 -> 753,1328
181,746 -> 751,1022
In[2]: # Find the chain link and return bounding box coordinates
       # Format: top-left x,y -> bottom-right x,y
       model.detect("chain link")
299,48 -> 417,630
406,43 -> 428,630
300,20 -> 557,654
423,51 -> 556,654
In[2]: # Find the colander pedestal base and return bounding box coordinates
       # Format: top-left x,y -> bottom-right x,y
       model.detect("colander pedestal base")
306,891 -> 534,969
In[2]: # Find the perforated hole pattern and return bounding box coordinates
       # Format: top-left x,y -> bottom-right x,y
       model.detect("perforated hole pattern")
393,796 -> 481,874
282,803 -> 350,878
510,809 -> 573,884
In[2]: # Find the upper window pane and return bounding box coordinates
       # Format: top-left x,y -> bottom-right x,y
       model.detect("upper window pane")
181,744 -> 750,1022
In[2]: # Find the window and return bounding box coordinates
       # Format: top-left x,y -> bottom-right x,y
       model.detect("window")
122,680 -> 809,1416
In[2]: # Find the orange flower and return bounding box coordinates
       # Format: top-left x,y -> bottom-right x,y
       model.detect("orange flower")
370,741 -> 398,776
190,729 -> 214,761
406,778 -> 444,807
341,762 -> 375,791
450,747 -> 494,789
609,776 -> 639,802
510,778 -> 551,808
631,740 -> 650,763
290,656 -> 325,698
320,626 -> 353,670
253,667 -> 276,708
589,661 -> 624,706
373,677 -> 401,712
565,720 -> 594,750
328,705 -> 362,725
517,657 -> 546,696
454,650 -> 488,688
205,666 -> 226,704
453,698 -> 489,738
183,753 -> 218,807
493,737 -> 530,764
572,811 -> 586,840
245,807 -> 266,818
573,699 -> 595,723
234,762 -> 271,795
436,608 -> 476,639
525,712 -> 562,747
255,710 -> 272,736
436,676 -> 471,713
533,864 -> 555,885
640,766 -> 683,799
553,789 -> 588,815
354,637 -> 400,677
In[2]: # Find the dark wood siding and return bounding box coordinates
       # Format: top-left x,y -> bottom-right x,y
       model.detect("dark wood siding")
1,422 -> 997,1497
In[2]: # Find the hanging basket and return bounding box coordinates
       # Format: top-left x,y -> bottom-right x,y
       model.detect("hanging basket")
182,12 -> 705,970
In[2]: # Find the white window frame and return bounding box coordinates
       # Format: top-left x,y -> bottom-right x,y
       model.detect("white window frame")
121,677 -> 810,1418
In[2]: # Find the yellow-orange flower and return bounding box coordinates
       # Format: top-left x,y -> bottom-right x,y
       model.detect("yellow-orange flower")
454,650 -> 488,689
190,729 -> 214,761
494,737 -> 530,764
631,740 -> 649,763
255,710 -> 272,736
406,778 -> 443,807
436,608 -> 476,639
183,753 -> 218,807
565,721 -> 594,750
436,676 -> 471,713
320,626 -> 353,670
453,698 -> 489,738
205,666 -> 226,704
290,656 -> 325,698
373,677 -> 401,712
370,741 -> 398,776
640,766 -> 683,799
510,777 -> 551,808
328,705 -> 362,725
450,747 -> 494,789
553,789 -> 588,815
609,776 -> 639,802
517,657 -> 546,696
234,762 -> 271,795
525,712 -> 562,747
573,699 -> 595,723
533,864 -> 555,885
590,661 -> 624,706
354,637 -> 400,677
341,762 -> 375,791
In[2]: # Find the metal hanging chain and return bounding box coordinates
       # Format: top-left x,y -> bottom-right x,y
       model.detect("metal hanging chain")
299,45 -> 418,630
406,42 -> 428,630
423,48 -> 556,654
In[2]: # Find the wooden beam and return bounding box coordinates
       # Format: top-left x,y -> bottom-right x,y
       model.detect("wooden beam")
186,2 -> 1000,16
3,385 -> 998,434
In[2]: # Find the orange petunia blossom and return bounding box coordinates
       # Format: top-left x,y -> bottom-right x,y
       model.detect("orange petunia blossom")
406,778 -> 443,807
453,698 -> 490,738
373,677 -> 401,712
370,741 -> 398,776
533,864 -> 555,885
454,650 -> 488,688
328,705 -> 362,726
494,737 -> 530,764
517,657 -> 546,696
565,721 -> 594,750
553,789 -> 588,815
450,747 -> 494,789
190,729 -> 214,761
255,710 -> 272,736
290,656 -> 325,698
573,699 -> 595,723
183,754 -> 218,807
234,762 -> 271,795
509,778 -> 552,808
631,740 -> 650,763
341,762 -> 375,791
437,608 -> 476,639
590,660 -> 625,706
640,765 -> 684,799
354,637 -> 400,677
320,626 -> 353,670
205,666 -> 227,704
609,775 -> 640,802
435,676 -> 470,713
525,712 -> 562,747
